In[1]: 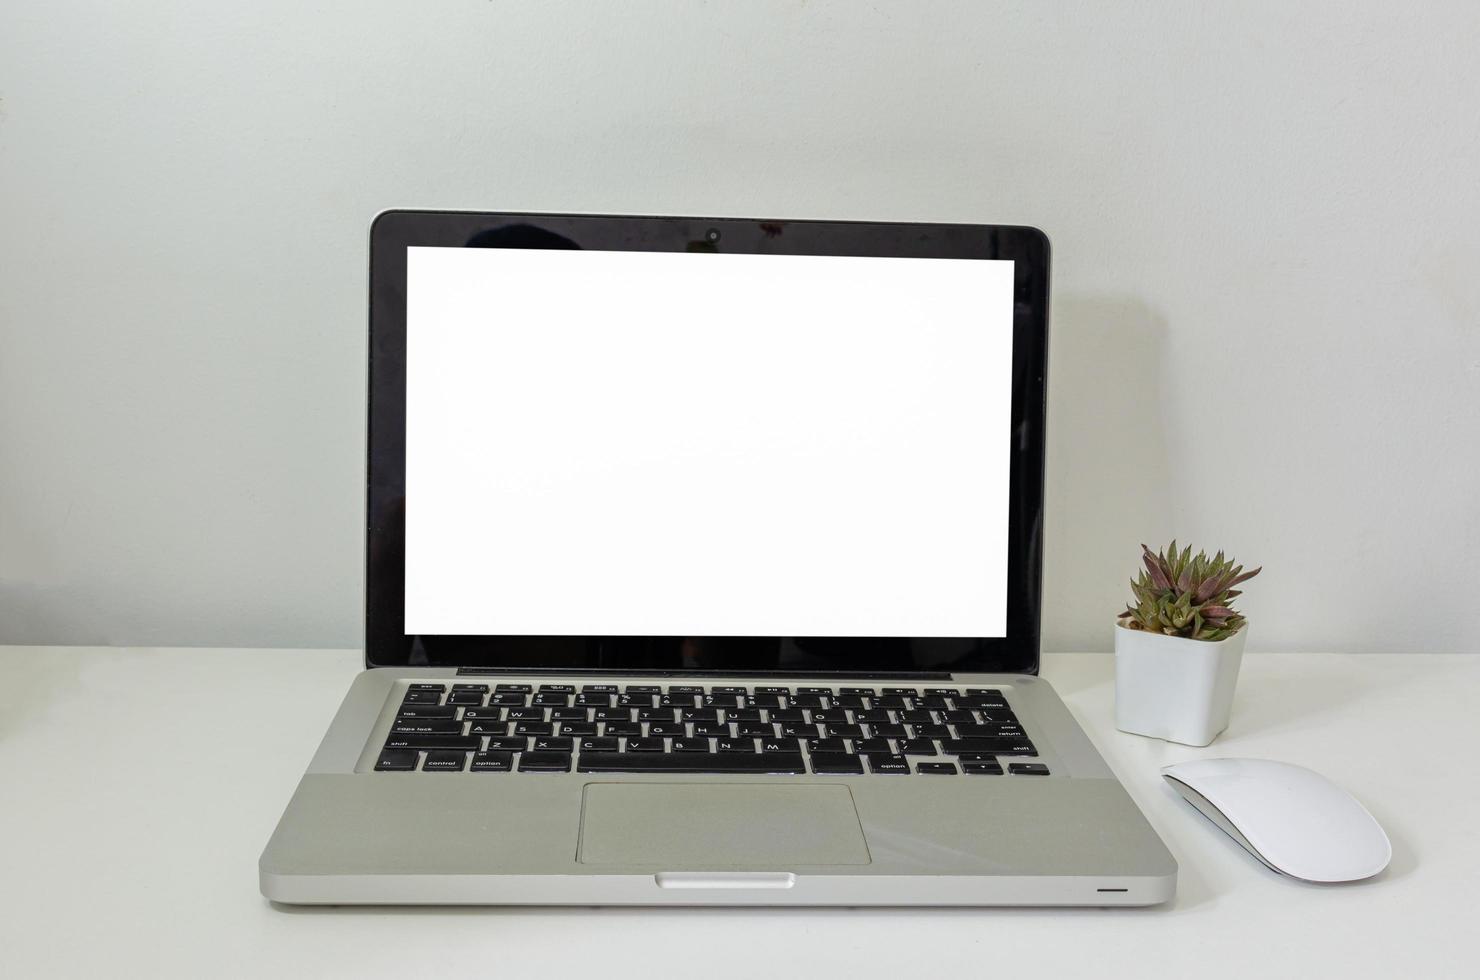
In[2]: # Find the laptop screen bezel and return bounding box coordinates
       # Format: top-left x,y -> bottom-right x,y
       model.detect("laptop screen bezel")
365,211 -> 1049,675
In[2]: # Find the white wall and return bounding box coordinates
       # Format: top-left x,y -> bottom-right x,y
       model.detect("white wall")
2,1 -> 1477,653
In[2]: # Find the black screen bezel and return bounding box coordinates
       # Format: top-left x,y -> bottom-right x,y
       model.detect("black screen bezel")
366,210 -> 1049,675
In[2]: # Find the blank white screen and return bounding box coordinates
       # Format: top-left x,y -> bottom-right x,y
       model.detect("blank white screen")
404,246 -> 1013,637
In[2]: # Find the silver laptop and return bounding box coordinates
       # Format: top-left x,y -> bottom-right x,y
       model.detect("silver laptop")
259,211 -> 1176,906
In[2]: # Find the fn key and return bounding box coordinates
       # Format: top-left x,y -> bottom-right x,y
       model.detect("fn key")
374,749 -> 417,771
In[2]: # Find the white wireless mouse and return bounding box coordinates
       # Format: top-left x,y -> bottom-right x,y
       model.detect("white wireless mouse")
1161,758 -> 1391,883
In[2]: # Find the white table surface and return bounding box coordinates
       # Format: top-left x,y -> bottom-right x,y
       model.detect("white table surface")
2,648 -> 1475,978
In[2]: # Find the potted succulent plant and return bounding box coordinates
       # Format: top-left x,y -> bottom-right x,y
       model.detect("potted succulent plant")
1114,542 -> 1261,746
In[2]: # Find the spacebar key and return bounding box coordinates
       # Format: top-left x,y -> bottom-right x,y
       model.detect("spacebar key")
578,752 -> 806,774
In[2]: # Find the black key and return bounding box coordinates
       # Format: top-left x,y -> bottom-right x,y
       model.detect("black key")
422,750 -> 467,772
711,686 -> 747,696
810,709 -> 850,724
578,752 -> 807,774
917,695 -> 950,709
682,708 -> 721,723
537,684 -> 575,693
384,733 -> 480,751
806,737 -> 850,754
882,688 -> 918,697
856,708 -> 893,724
748,694 -> 781,709
581,684 -> 618,693
868,723 -> 907,738
624,737 -> 667,752
872,695 -> 907,708
966,688 -> 1003,695
624,685 -> 661,695
944,709 -> 978,724
446,690 -> 485,705
671,737 -> 711,753
396,705 -> 458,720
771,707 -> 807,723
901,710 -> 936,724
533,736 -> 573,752
961,761 -> 1007,777
825,724 -> 863,738
787,694 -> 824,708
602,720 -> 641,736
593,706 -> 630,721
924,688 -> 960,696
735,722 -> 775,737
616,693 -> 651,707
466,719 -> 508,735
486,735 -> 526,752
899,738 -> 937,755
461,706 -> 504,720
513,721 -> 553,736
691,721 -> 728,736
760,736 -> 799,753
470,751 -> 513,771
913,723 -> 952,738
578,737 -> 620,752
726,708 -> 763,723
781,722 -> 822,738
659,693 -> 696,708
408,683 -> 447,692
754,686 -> 790,695
637,706 -> 675,721
855,737 -> 892,754
549,707 -> 590,722
840,687 -> 876,696
518,751 -> 572,772
943,737 -> 1036,756
831,695 -> 866,709
668,685 -> 705,695
809,752 -> 864,774
506,706 -> 544,721
917,762 -> 957,775
866,753 -> 911,774
374,749 -> 417,771
703,694 -> 743,708
488,692 -> 528,706
715,737 -> 755,753
796,687 -> 834,696
532,692 -> 569,706
391,720 -> 462,735
646,721 -> 684,737
955,751 -> 1000,763
959,695 -> 1009,710
558,722 -> 597,737
452,683 -> 490,693
1009,763 -> 1051,776
401,690 -> 442,704
494,684 -> 532,693
574,692 -> 611,706
956,723 -> 1026,739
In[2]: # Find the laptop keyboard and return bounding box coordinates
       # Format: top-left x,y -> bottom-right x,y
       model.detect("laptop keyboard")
375,683 -> 1048,776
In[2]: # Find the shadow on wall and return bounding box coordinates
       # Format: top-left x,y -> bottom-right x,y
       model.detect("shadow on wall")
1042,296 -> 1175,653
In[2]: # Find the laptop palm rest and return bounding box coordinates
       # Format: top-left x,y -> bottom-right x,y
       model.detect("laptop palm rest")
577,783 -> 872,866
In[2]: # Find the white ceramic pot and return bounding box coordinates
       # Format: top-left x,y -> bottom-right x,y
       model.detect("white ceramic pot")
1114,623 -> 1247,746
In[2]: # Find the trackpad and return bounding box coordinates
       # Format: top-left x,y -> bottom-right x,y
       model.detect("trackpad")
578,783 -> 871,866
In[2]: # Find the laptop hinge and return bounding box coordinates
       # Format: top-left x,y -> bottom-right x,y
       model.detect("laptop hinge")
454,667 -> 953,680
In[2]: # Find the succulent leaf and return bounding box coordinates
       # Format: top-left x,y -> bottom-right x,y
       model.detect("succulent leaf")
1116,541 -> 1260,641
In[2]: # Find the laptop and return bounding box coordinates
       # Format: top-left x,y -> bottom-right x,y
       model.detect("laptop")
259,211 -> 1176,906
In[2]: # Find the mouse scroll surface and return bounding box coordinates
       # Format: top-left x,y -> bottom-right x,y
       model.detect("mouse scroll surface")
1162,758 -> 1391,883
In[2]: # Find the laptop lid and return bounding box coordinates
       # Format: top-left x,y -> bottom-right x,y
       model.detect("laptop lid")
366,211 -> 1048,676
